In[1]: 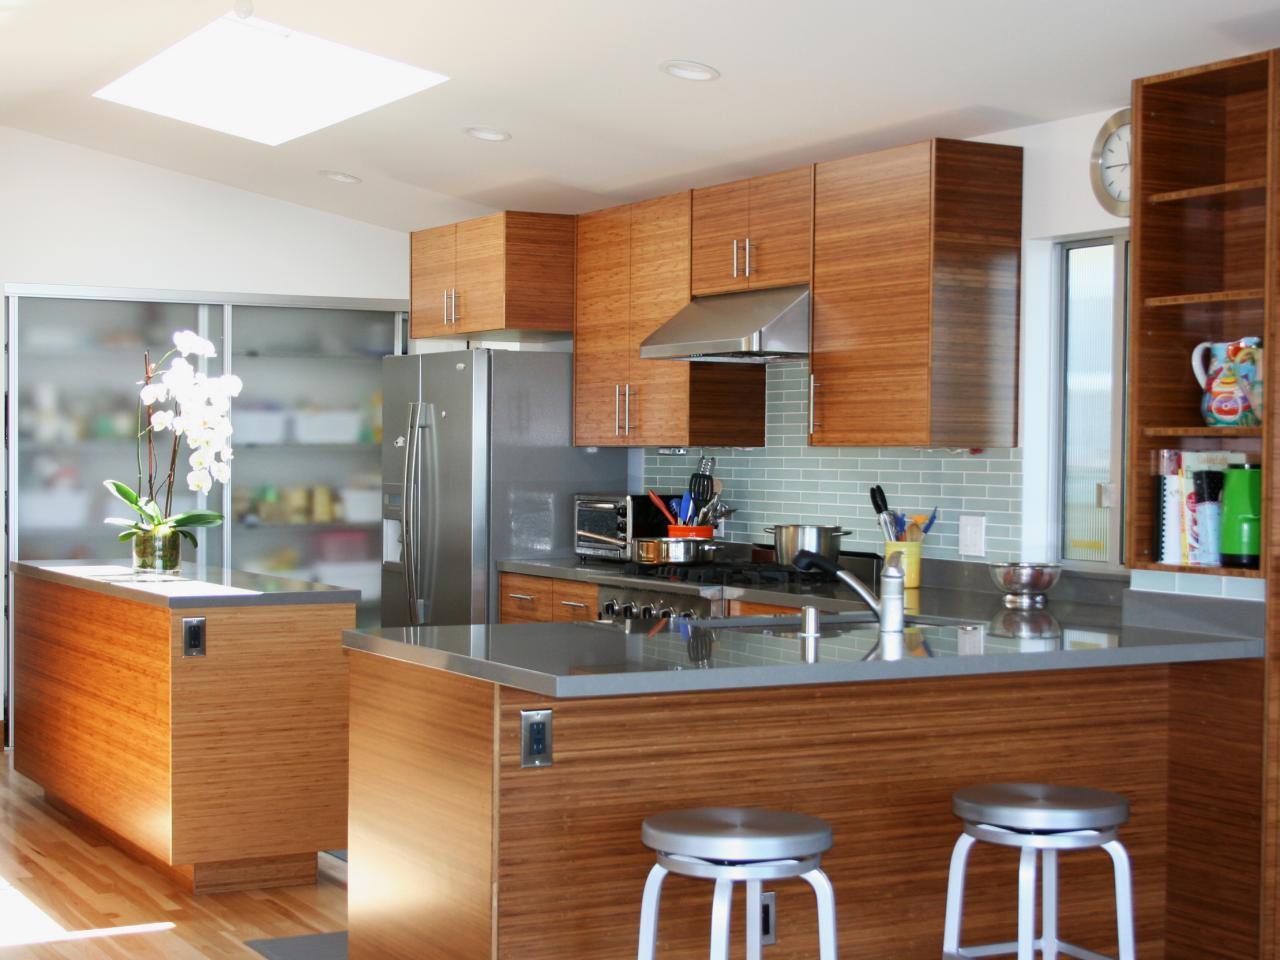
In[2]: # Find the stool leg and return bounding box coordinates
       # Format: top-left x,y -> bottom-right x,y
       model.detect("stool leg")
800,867 -> 839,960
1103,840 -> 1136,960
1016,845 -> 1037,960
942,832 -> 977,956
709,877 -> 733,960
1041,849 -> 1059,960
746,879 -> 763,960
637,862 -> 668,960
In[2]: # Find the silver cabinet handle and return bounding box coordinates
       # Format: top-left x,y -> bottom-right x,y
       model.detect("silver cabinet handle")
507,593 -> 536,601
809,374 -> 821,433
744,237 -> 751,277
731,239 -> 738,278
559,600 -> 589,609
442,290 -> 448,325
614,383 -> 621,437
624,383 -> 632,436
450,288 -> 458,324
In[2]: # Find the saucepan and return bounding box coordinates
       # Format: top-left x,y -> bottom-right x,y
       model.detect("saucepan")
765,524 -> 851,566
631,537 -> 723,566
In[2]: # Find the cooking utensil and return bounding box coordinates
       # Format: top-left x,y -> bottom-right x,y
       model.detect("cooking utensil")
631,536 -> 721,565
679,491 -> 694,524
870,486 -> 897,542
695,492 -> 721,526
689,456 -> 715,506
988,562 -> 1062,609
648,489 -> 678,526
922,508 -> 938,534
765,524 -> 850,565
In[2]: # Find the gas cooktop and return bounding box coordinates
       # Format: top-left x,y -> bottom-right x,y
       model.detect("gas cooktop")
617,561 -> 840,588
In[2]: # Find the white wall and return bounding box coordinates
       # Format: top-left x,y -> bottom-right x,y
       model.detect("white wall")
0,126 -> 408,299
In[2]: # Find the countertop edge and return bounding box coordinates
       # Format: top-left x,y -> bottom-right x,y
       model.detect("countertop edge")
13,561 -> 362,609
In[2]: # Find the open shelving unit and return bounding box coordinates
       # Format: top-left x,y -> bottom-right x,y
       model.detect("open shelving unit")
1126,51 -> 1274,578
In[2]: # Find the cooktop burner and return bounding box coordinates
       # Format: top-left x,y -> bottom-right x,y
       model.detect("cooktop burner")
619,561 -> 839,588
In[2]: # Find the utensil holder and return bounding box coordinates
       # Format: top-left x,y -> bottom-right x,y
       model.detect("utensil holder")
884,541 -> 921,589
668,525 -> 714,539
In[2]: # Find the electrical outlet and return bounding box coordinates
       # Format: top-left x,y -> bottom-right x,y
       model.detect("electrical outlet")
520,709 -> 553,768
760,891 -> 777,945
958,514 -> 986,557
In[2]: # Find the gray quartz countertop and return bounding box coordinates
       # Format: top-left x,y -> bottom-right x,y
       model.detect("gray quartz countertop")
344,613 -> 1262,698
13,559 -> 362,609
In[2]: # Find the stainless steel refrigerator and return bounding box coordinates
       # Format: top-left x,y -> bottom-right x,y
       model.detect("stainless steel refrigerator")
381,349 -> 627,626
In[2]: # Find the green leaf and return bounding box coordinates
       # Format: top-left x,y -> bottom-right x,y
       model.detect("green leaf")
117,529 -> 138,542
103,479 -> 141,506
103,517 -> 138,528
169,511 -> 224,528
178,529 -> 198,548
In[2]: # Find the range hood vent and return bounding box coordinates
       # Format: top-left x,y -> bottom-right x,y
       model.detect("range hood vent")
638,284 -> 809,363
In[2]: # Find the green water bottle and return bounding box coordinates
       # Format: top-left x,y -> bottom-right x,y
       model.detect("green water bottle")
1220,464 -> 1262,569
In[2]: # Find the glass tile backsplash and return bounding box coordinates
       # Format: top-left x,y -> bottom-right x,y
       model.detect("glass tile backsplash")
643,363 -> 1023,561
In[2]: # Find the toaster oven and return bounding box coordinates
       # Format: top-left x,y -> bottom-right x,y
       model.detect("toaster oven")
573,493 -> 670,560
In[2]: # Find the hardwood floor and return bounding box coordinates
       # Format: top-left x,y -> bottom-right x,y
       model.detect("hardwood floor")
0,752 -> 346,960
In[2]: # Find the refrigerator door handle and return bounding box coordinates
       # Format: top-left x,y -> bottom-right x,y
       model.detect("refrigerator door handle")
402,401 -> 424,625
419,402 -> 440,622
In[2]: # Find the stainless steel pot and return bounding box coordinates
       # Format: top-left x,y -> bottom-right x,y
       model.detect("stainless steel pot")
631,537 -> 722,566
765,524 -> 851,565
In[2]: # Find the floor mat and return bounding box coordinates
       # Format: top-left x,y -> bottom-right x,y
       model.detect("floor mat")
245,931 -> 347,960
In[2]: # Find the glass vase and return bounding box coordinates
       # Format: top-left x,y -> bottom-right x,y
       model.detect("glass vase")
132,528 -> 181,574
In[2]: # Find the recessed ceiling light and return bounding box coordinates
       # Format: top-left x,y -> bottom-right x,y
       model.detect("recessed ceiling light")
320,170 -> 362,184
93,14 -> 449,146
465,127 -> 512,142
660,59 -> 721,82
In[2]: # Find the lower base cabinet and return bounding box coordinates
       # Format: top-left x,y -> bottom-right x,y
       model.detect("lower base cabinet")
498,573 -> 598,623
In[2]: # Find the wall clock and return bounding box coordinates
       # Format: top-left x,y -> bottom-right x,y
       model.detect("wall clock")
1090,108 -> 1132,217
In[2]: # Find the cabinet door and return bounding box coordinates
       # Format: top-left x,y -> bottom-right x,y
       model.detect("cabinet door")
811,144 -> 932,446
574,206 -> 631,446
454,213 -> 505,334
552,580 -> 600,622
498,573 -> 554,623
746,165 -> 813,290
628,192 -> 693,446
409,224 -> 456,338
691,179 -> 749,296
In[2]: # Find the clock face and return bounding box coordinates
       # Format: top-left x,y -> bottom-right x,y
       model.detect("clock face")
1090,108 -> 1132,217
1098,125 -> 1131,202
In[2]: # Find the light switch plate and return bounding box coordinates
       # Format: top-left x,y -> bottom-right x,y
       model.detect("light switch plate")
958,515 -> 986,557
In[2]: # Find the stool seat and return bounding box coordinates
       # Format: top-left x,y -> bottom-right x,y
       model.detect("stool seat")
642,807 -> 833,862
952,782 -> 1129,833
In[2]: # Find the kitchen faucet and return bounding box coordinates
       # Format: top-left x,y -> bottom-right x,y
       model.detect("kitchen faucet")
792,549 -> 906,658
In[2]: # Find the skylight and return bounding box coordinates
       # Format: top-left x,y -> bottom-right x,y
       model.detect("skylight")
94,13 -> 448,146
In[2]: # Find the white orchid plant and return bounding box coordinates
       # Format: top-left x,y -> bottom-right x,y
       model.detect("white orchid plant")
104,330 -> 243,549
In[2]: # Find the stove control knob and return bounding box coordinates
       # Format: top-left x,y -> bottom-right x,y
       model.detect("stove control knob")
678,609 -> 696,620
620,602 -> 637,619
657,607 -> 676,620
640,604 -> 656,619
602,599 -> 619,617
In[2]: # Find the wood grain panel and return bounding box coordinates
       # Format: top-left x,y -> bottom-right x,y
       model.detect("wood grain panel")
347,650 -> 496,960
929,139 -> 1022,448
454,212 -> 505,334
629,191 -> 694,446
1167,659 -> 1265,960
746,164 -> 814,290
504,211 -> 576,331
573,204 -> 630,446
691,178 -> 749,295
497,667 -> 1171,960
727,599 -> 802,616
498,572 -> 555,623
686,363 -> 767,448
13,574 -> 173,863
168,604 -> 351,865
409,223 -> 455,338
811,142 -> 933,446
553,580 -> 601,622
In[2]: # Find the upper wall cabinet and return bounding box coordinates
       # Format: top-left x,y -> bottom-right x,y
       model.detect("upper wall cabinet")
810,139 -> 1023,448
691,165 -> 814,296
574,193 -> 765,448
409,211 -> 575,339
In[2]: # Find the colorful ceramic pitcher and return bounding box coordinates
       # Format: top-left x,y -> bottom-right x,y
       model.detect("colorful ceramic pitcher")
1191,337 -> 1263,426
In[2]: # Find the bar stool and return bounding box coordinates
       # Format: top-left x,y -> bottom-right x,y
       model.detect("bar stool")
637,807 -> 838,960
942,783 -> 1135,960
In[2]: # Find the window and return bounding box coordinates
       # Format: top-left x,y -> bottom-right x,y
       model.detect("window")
1056,234 -> 1129,567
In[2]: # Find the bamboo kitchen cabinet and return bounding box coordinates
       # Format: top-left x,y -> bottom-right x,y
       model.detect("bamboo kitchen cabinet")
573,192 -> 765,447
691,164 -> 814,295
1125,51 -> 1273,577
497,572 -> 598,623
810,139 -> 1022,447
409,211 -> 575,339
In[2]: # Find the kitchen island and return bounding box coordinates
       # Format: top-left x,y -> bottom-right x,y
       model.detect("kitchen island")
344,610 -> 1265,960
11,560 -> 358,893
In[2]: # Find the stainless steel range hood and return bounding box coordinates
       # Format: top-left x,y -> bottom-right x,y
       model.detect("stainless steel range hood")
638,284 -> 809,362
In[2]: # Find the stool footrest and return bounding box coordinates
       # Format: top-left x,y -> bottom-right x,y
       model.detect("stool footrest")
946,939 -> 1118,959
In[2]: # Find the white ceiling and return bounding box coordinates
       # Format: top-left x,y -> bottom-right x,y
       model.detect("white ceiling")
4,0 -> 1280,232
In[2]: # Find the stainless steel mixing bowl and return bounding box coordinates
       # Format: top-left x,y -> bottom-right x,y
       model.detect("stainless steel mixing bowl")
988,562 -> 1062,608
